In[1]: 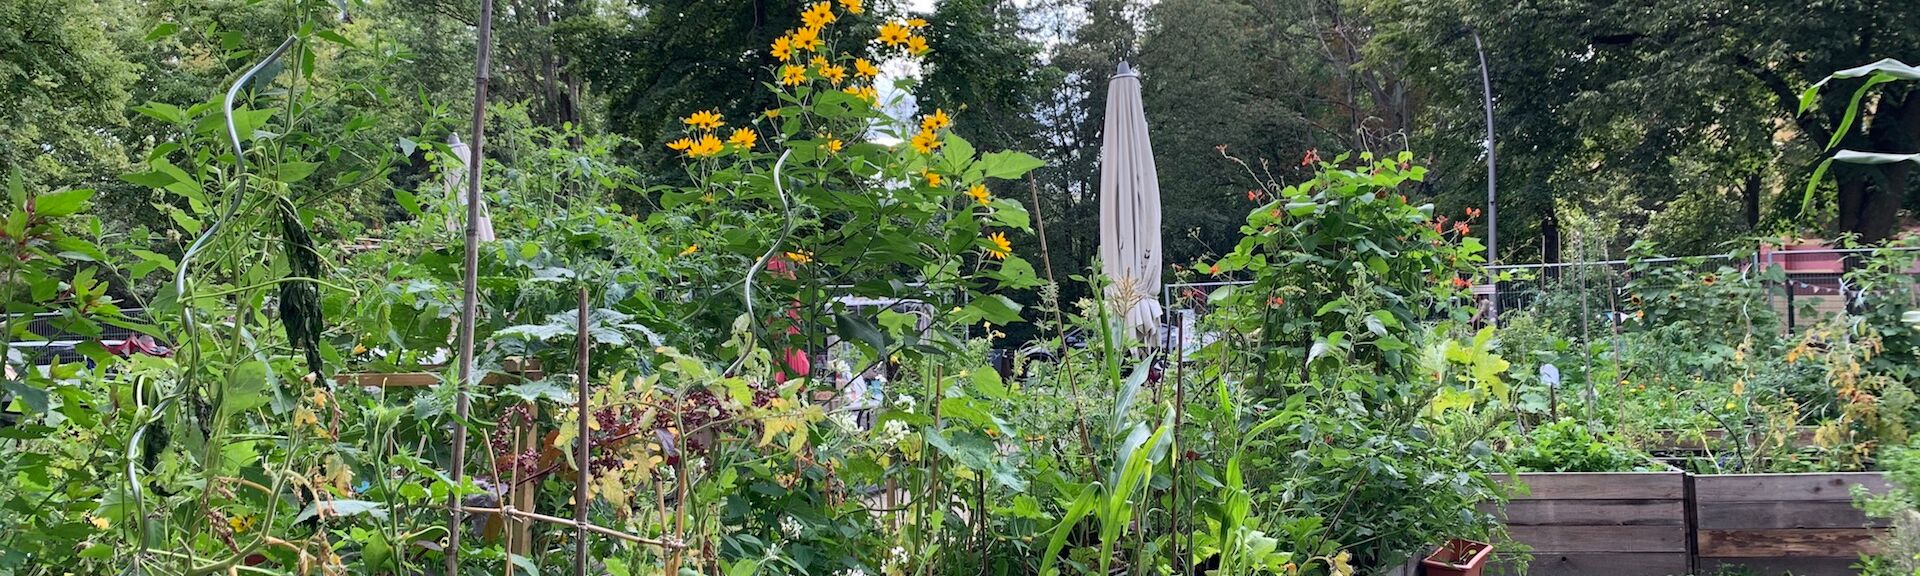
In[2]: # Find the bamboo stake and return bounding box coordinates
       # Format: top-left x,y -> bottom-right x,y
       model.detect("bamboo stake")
574,287 -> 591,576
1025,174 -> 1099,480
447,0 -> 494,572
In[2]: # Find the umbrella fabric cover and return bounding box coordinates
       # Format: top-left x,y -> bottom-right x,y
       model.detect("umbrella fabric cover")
1098,61 -> 1163,343
444,133 -> 496,242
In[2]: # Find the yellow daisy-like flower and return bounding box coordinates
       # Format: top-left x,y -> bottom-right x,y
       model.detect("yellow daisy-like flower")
780,64 -> 808,86
785,250 -> 814,264
810,54 -> 830,68
792,26 -> 823,51
679,244 -> 700,256
229,514 -> 257,533
878,22 -> 911,46
967,183 -> 991,206
821,64 -> 848,84
88,515 -> 109,530
921,108 -> 952,131
765,108 -> 782,119
688,134 -> 726,158
922,169 -> 943,187
772,35 -> 795,61
910,128 -> 941,154
907,35 -> 929,55
729,128 -> 758,149
906,18 -> 929,28
839,0 -> 863,14
667,137 -> 695,152
825,138 -> 844,153
855,58 -> 880,78
986,232 -> 1011,260
683,110 -> 725,130
802,2 -> 836,29
841,85 -> 878,104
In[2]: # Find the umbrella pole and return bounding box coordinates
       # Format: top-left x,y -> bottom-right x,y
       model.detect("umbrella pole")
1028,174 -> 1099,480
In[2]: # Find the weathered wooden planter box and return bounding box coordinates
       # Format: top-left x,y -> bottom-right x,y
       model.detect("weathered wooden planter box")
1485,472 -> 1890,576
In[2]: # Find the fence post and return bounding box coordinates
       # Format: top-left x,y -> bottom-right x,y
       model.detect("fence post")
574,287 -> 591,576
1683,472 -> 1700,575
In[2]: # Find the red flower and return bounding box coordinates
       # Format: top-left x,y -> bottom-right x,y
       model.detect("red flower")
1465,207 -> 1482,220
1451,277 -> 1471,289
1247,189 -> 1262,202
1209,263 -> 1220,276
1301,149 -> 1320,166
1267,296 -> 1285,307
1453,221 -> 1470,235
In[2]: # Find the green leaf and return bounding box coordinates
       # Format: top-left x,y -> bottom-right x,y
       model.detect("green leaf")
1,380 -> 49,413
1801,158 -> 1834,218
1828,73 -> 1898,150
132,102 -> 189,125
33,188 -> 93,217
834,312 -> 890,353
979,151 -> 1045,180
145,22 -> 181,41
1039,484 -> 1099,576
275,161 -> 320,183
944,133 -> 977,168
958,294 -> 1023,325
970,367 -> 1008,400
503,380 -> 574,404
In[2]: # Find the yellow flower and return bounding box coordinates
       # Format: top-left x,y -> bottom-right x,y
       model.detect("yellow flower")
842,85 -> 878,104
229,514 -> 256,533
679,244 -> 700,257
907,35 -> 929,55
878,22 -> 911,46
922,169 -> 943,187
791,26 -> 823,51
967,183 -> 991,206
689,134 -> 725,157
802,2 -> 836,29
682,110 -> 725,130
785,250 -> 814,264
906,17 -> 929,28
88,515 -> 109,530
910,128 -> 942,154
839,0 -> 863,14
810,54 -> 830,68
780,64 -> 808,86
855,58 -> 880,78
825,138 -> 844,153
821,64 -> 848,84
351,343 -> 368,355
986,232 -> 1011,260
729,128 -> 758,149
312,387 -> 330,408
667,137 -> 695,152
772,35 -> 795,61
921,108 -> 952,131
765,108 -> 782,118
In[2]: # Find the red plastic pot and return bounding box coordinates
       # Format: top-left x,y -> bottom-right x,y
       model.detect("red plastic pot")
1420,539 -> 1493,576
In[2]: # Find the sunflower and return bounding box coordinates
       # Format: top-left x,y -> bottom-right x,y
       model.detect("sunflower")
821,63 -> 848,84
801,2 -> 836,29
841,85 -> 878,104
920,108 -> 951,131
985,232 -> 1012,260
878,22 -> 911,46
771,36 -> 795,61
855,58 -> 880,78
689,134 -> 725,158
907,36 -> 929,55
791,26 -> 823,51
785,250 -> 814,264
728,128 -> 758,149
906,17 -> 928,28
967,183 -> 991,206
682,110 -> 724,130
780,65 -> 808,86
667,137 -> 695,152
910,128 -> 942,154
824,138 -> 844,153
922,169 -> 943,187
838,0 -> 863,14
679,244 -> 700,256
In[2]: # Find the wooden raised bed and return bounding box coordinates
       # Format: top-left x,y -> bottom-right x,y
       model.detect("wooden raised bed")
1484,471 -> 1891,576
1488,472 -> 1690,576
1694,473 -> 1890,576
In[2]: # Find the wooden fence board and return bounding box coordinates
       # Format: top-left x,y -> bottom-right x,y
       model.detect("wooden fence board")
1505,525 -> 1688,553
1696,500 -> 1885,530
1694,473 -> 1890,502
1699,557 -> 1866,576
1697,528 -> 1884,557
1486,552 -> 1690,576
1506,472 -> 1686,500
1497,499 -> 1685,526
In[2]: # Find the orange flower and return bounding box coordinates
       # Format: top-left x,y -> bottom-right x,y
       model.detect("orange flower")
1452,221 -> 1469,235
1301,149 -> 1320,166
1267,296 -> 1285,308
1451,277 -> 1471,289
1246,189 -> 1262,202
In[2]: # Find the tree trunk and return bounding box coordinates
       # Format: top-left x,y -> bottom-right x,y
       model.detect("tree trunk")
1741,173 -> 1761,229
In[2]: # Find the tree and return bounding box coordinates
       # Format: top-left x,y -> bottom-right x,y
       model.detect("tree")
0,0 -> 138,190
921,0 -> 1047,156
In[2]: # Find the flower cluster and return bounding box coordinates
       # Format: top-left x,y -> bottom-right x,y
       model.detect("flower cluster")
876,18 -> 930,55
667,109 -> 756,159
770,1 -> 895,107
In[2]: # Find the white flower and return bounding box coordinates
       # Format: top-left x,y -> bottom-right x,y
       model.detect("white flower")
892,394 -> 916,414
882,546 -> 909,573
876,420 -> 911,445
780,515 -> 803,538
837,569 -> 867,576
829,412 -> 860,432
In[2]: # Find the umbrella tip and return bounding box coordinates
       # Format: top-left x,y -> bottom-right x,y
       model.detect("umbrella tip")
1115,61 -> 1135,77
447,133 -> 463,146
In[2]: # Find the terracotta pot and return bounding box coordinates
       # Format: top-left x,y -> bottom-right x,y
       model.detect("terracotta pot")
1420,539 -> 1493,576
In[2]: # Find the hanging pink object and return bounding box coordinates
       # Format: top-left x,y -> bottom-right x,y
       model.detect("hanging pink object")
778,348 -> 811,381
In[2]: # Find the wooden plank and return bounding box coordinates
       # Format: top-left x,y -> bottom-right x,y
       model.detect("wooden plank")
1486,552 -> 1689,576
1644,427 -> 1819,451
1696,528 -> 1884,557
1697,500 -> 1886,530
1694,473 -> 1890,502
335,371 -> 541,388
1494,499 -> 1685,526
1505,525 -> 1687,553
1506,472 -> 1686,500
1699,557 -> 1866,576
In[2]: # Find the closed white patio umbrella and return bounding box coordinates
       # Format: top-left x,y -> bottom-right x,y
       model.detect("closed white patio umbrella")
444,133 -> 496,242
1098,61 -> 1163,344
